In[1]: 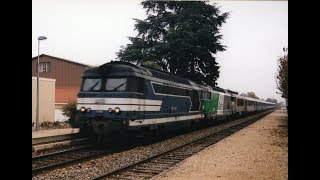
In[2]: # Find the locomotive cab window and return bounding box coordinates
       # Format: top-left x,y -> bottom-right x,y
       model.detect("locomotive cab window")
106,78 -> 127,91
82,78 -> 102,91
105,77 -> 144,93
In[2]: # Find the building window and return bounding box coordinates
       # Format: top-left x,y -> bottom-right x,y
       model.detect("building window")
37,62 -> 51,73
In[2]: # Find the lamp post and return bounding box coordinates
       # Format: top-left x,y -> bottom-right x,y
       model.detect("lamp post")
36,36 -> 47,131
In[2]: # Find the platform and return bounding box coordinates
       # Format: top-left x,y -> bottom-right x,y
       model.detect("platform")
32,128 -> 80,145
153,110 -> 288,180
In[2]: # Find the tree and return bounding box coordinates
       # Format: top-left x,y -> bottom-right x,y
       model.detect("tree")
142,61 -> 163,70
266,98 -> 277,104
117,1 -> 229,86
240,92 -> 259,99
276,47 -> 288,101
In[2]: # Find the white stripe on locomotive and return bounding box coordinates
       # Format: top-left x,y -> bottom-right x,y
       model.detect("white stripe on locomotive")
77,98 -> 162,106
129,114 -> 205,126
76,104 -> 161,111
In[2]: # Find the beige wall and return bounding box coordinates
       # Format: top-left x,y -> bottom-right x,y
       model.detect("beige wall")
32,77 -> 56,123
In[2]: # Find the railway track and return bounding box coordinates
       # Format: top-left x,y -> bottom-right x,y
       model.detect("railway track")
32,144 -> 106,176
32,132 -> 164,176
92,111 -> 271,180
32,136 -> 95,156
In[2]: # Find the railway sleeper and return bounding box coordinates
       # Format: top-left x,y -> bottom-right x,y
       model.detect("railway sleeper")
163,154 -> 189,159
162,156 -> 187,161
138,164 -> 171,169
158,157 -> 182,161
111,174 -> 139,180
134,165 -> 165,170
173,153 -> 195,157
117,171 -> 154,178
156,160 -> 181,164
174,150 -> 196,154
134,167 -> 163,173
130,169 -> 160,174
150,160 -> 177,165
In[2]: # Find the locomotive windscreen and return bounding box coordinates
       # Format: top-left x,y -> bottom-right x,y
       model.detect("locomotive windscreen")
82,78 -> 102,91
81,77 -> 144,93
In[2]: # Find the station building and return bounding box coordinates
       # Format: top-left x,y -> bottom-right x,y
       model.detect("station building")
32,54 -> 95,122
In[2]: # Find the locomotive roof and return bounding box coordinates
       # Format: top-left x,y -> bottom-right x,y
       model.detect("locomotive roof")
83,61 -> 196,86
82,62 -> 274,105
83,61 -> 150,76
211,86 -> 226,93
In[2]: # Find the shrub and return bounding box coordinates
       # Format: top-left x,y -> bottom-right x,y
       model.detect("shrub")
62,100 -> 77,121
40,121 -> 54,128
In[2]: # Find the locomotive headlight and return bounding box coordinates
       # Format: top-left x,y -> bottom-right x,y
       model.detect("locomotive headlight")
108,108 -> 113,113
86,108 -> 91,112
80,106 -> 86,112
114,107 -> 121,114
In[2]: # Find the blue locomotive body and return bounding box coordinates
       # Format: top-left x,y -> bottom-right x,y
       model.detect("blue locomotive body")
76,61 -> 275,135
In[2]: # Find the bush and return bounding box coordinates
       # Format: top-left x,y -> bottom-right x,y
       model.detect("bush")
62,100 -> 77,121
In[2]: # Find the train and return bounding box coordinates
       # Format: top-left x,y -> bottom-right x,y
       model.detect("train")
75,61 -> 276,135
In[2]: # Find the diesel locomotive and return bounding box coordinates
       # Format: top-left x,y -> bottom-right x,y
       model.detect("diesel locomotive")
76,61 -> 275,135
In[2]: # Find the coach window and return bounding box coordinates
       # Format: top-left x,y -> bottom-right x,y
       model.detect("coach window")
82,78 -> 102,91
237,99 -> 244,106
225,96 -> 231,109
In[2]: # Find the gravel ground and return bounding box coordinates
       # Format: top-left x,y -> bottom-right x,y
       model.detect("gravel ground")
152,110 -> 288,180
32,111 -> 272,180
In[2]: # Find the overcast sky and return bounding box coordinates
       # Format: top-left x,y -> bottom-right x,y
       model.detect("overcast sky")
32,0 -> 288,102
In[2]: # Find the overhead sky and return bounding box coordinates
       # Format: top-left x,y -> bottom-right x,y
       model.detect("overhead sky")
32,0 -> 288,102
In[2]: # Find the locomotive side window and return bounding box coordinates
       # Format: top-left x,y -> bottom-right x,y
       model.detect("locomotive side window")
153,83 -> 188,96
82,78 -> 102,91
202,92 -> 210,99
189,90 -> 200,111
152,82 -> 199,111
